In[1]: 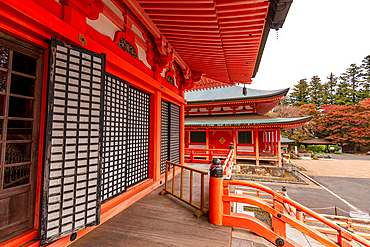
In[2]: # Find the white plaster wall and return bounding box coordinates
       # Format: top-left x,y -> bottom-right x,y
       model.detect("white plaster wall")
87,13 -> 120,41
160,68 -> 166,78
132,25 -> 145,43
189,144 -> 206,149
137,45 -> 151,69
237,146 -> 254,152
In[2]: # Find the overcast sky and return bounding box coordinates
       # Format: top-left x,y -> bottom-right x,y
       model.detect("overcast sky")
249,0 -> 370,90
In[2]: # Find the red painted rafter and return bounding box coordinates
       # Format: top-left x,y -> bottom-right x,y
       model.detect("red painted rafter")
139,3 -> 214,10
146,10 -> 216,17
136,0 -> 271,89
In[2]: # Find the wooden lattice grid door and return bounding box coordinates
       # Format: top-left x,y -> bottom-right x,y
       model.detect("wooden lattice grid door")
40,37 -> 105,245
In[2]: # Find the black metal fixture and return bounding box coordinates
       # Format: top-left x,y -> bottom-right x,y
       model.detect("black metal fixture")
243,84 -> 247,96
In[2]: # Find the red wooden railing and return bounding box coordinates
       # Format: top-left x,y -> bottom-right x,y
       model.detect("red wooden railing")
209,179 -> 370,247
184,147 -> 230,163
222,148 -> 234,179
284,200 -> 370,240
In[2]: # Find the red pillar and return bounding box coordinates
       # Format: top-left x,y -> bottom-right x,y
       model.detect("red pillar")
180,102 -> 185,165
151,90 -> 161,181
270,131 -> 273,153
255,129 -> 259,166
278,129 -> 282,167
206,128 -> 209,161
209,163 -> 223,226
232,128 -> 237,156
272,130 -> 276,155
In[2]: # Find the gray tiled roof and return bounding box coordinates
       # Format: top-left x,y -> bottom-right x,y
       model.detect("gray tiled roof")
185,114 -> 312,127
185,86 -> 289,103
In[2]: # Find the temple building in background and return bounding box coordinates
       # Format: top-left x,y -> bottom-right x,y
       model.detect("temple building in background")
184,86 -> 311,166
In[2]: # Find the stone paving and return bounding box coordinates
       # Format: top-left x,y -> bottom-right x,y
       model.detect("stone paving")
293,154 -> 370,178
293,154 -> 370,215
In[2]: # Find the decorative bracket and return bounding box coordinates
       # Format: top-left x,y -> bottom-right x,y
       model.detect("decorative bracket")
165,65 -> 175,86
180,72 -> 204,90
114,28 -> 138,59
153,52 -> 172,72
155,35 -> 168,55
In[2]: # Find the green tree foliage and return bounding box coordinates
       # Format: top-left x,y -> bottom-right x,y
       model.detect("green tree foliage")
308,75 -> 323,107
287,55 -> 370,107
289,79 -> 309,106
335,74 -> 352,105
346,63 -> 361,104
360,55 -> 370,100
323,73 -> 337,105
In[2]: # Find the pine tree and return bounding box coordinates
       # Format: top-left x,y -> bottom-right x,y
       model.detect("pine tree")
289,79 -> 309,106
323,73 -> 337,105
336,73 -> 351,105
308,75 -> 323,107
360,55 -> 370,100
345,63 -> 361,104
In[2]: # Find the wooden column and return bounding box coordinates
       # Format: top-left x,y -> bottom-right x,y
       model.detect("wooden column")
269,131 -> 272,152
151,90 -> 161,181
232,128 -> 237,156
272,130 -> 276,155
277,129 -> 282,167
206,128 -> 209,149
206,128 -> 209,161
180,103 -> 185,165
255,129 -> 259,166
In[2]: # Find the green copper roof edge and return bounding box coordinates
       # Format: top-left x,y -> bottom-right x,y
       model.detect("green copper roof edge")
186,88 -> 289,105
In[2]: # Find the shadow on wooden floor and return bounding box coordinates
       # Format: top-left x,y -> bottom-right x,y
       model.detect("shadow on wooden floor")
71,163 -> 231,247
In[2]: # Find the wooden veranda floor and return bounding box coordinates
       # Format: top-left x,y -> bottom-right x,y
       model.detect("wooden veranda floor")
71,164 -> 231,247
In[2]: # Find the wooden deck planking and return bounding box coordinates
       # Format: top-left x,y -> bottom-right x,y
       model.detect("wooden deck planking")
72,164 -> 231,247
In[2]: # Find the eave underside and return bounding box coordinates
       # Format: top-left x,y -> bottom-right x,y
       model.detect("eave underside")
137,0 -> 270,87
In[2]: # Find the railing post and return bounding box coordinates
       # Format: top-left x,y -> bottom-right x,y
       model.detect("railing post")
338,229 -> 352,247
272,193 -> 286,239
229,142 -> 236,164
346,218 -> 353,232
160,161 -> 169,195
190,150 -> 193,163
209,158 -> 223,226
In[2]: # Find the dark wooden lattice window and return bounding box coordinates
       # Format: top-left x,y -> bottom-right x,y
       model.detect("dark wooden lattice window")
126,86 -> 150,188
169,103 -> 180,164
238,131 -> 252,144
190,131 -> 206,143
41,37 -> 105,245
160,100 -> 169,174
101,73 -> 128,202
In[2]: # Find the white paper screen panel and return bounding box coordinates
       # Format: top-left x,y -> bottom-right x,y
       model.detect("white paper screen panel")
160,100 -> 169,174
101,73 -> 128,202
41,37 -> 104,246
126,86 -> 150,188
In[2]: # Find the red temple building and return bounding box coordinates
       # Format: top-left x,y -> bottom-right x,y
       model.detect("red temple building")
184,86 -> 311,166
0,0 -> 293,246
